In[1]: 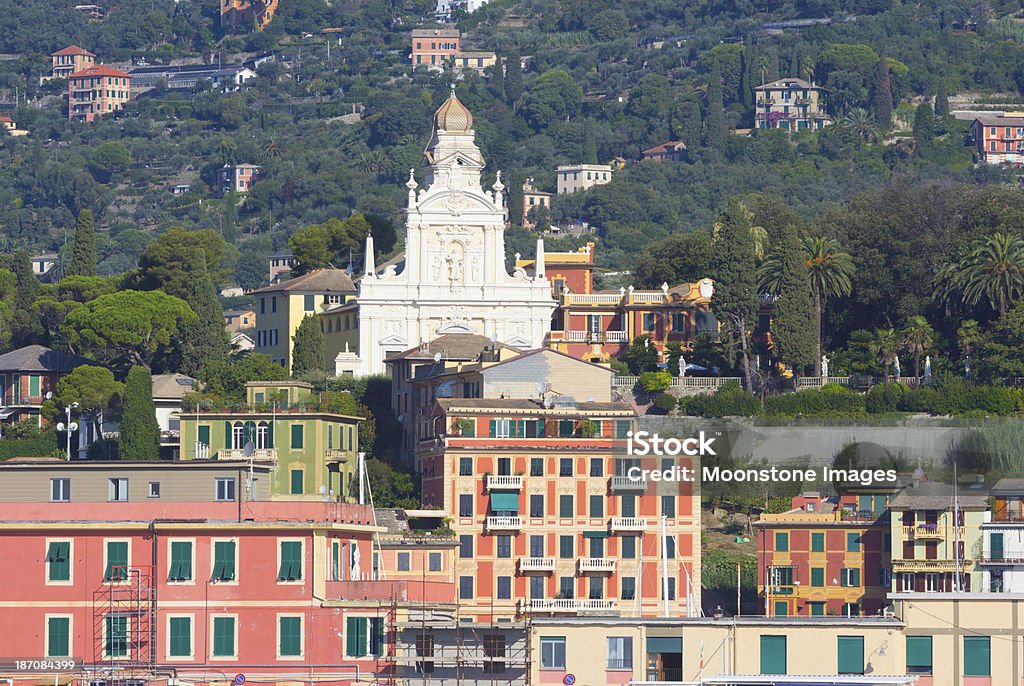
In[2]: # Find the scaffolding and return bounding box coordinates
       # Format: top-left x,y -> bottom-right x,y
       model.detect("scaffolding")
90,565 -> 156,686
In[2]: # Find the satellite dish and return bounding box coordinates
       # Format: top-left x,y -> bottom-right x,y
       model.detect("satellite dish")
243,440 -> 255,457
45,392 -> 53,400
433,352 -> 442,363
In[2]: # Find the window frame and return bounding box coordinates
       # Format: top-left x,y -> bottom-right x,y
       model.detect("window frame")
277,614 -> 304,660
607,636 -> 633,671
210,614 -> 238,660
211,538 -> 239,584
103,538 -> 131,584
167,538 -> 196,584
45,538 -> 73,585
540,636 -> 567,670
215,477 -> 237,502
277,538 -> 305,583
166,614 -> 195,660
51,477 -> 70,502
45,614 -> 73,658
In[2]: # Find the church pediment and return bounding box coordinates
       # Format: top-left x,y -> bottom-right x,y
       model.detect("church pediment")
417,188 -> 497,217
377,334 -> 408,346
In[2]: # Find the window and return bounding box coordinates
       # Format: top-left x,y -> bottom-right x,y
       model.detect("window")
559,495 -> 574,518
290,469 -> 304,495
47,616 -> 71,657
304,294 -> 315,311
590,458 -> 603,476
108,478 -> 128,502
837,636 -> 864,675
901,573 -> 914,592
809,601 -> 825,616
662,495 -> 675,518
607,637 -> 632,670
589,495 -> 604,518
290,424 -> 304,448
459,535 -> 473,558
589,575 -> 604,599
105,615 -> 128,657
169,616 -> 192,658
559,576 -> 575,598
459,494 -> 473,517
459,457 -> 473,475
846,533 -> 861,552
279,616 -> 302,657
530,494 -> 544,517
497,535 -> 512,558
212,616 -> 235,657
497,576 -> 512,599
643,313 -> 655,330
51,478 -> 70,502
621,536 -> 636,559
760,635 -> 786,675
415,632 -> 435,673
662,577 -> 676,600
541,637 -> 566,670
841,568 -> 861,587
811,567 -> 824,587
530,457 -> 544,476
811,532 -> 824,552
46,541 -> 71,582
105,541 -> 128,581
621,494 -> 636,517
775,532 -> 789,552
169,541 -> 193,582
559,535 -> 573,558
459,575 -> 473,599
148,482 -> 161,498
216,478 -> 236,502
665,536 -> 676,559
483,634 -> 506,673
212,540 -> 236,581
621,576 -> 636,599
429,552 -> 441,571
906,636 -> 932,674
346,617 -> 371,657
559,457 -> 573,476
278,541 -> 303,581
964,636 -> 990,677
925,572 -> 938,592
529,575 -> 544,599
397,552 -> 410,571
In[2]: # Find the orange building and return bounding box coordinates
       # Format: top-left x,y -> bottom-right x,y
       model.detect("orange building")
221,0 -> 279,31
50,45 -> 95,80
411,28 -> 461,68
67,65 -> 131,122
522,178 -> 552,228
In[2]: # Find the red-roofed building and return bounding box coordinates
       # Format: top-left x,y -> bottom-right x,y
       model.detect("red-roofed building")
642,141 -> 687,162
50,45 -> 95,80
67,64 -> 131,122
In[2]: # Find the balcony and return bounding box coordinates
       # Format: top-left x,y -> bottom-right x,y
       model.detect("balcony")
518,599 -> 617,614
891,558 -> 968,572
578,557 -> 616,573
562,293 -> 623,306
978,555 -> 1024,565
610,475 -> 647,492
217,448 -> 277,461
486,516 -> 522,531
325,449 -> 348,463
902,524 -> 958,539
610,517 -> 647,533
518,557 -> 556,572
485,475 -> 523,490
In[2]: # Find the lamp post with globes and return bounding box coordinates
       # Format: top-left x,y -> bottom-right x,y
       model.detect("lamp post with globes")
56,402 -> 79,461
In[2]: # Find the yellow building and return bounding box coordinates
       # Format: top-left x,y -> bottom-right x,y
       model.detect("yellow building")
252,269 -> 357,371
754,77 -> 832,132
221,0 -> 279,31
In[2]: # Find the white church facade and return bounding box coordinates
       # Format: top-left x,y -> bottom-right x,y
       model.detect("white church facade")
327,93 -> 555,377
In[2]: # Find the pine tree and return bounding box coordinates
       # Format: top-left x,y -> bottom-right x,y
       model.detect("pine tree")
291,314 -> 325,376
68,209 -> 97,277
181,249 -> 230,376
119,366 -> 160,460
582,119 -> 598,164
872,57 -> 893,131
769,225 -> 816,377
504,50 -> 523,107
490,54 -> 505,100
710,199 -> 759,390
913,102 -> 935,158
705,64 -> 727,150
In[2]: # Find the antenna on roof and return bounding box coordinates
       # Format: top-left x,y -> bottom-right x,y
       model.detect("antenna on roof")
433,352 -> 442,364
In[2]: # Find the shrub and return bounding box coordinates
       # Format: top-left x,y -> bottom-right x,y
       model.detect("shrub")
652,393 -> 678,414
640,371 -> 673,392
865,382 -> 906,413
763,385 -> 865,417
680,381 -> 759,417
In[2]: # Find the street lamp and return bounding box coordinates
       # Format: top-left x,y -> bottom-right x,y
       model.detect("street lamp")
56,402 -> 79,461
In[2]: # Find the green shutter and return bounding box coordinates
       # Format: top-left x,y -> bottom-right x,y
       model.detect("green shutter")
213,541 -> 235,581
811,567 -> 824,587
847,533 -> 860,552
347,617 -> 368,657
489,419 -> 497,437
48,617 -> 70,657
279,541 -> 302,580
47,541 -> 70,581
873,495 -> 887,513
197,425 -> 210,447
851,569 -> 861,587
267,421 -> 275,448
559,495 -> 573,518
964,636 -> 991,676
280,616 -> 302,656
169,541 -> 192,581
490,492 -> 519,513
213,616 -> 235,656
810,602 -> 824,616
906,636 -> 932,669
29,374 -> 40,396
991,533 -> 1004,560
106,616 -> 127,656
291,424 -> 303,449
105,541 -> 128,581
370,617 -> 385,656
775,532 -> 788,552
760,635 -> 786,675
224,422 -> 232,448
811,532 -> 824,552
331,541 -> 340,580
169,616 -> 191,657
290,469 -> 304,494
837,636 -> 864,674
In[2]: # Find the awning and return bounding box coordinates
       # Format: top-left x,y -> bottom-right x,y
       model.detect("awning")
583,530 -> 609,538
646,636 -> 682,653
0,408 -> 16,419
489,492 -> 519,512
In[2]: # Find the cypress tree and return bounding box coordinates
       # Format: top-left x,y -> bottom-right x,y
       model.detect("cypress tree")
675,96 -> 703,149
935,80 -> 950,124
705,64 -> 727,150
770,225 -> 816,378
291,314 -> 325,376
8,250 -> 38,311
913,102 -> 935,157
68,209 -> 97,277
740,49 -> 753,108
490,54 -> 505,100
710,199 -> 758,390
181,249 -> 230,376
504,49 -> 523,107
582,119 -> 598,164
872,57 -> 893,130
119,366 -> 160,460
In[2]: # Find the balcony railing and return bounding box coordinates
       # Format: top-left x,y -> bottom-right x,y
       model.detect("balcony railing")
563,293 -> 623,306
217,448 -> 277,461
914,524 -> 943,538
610,517 -> 647,532
518,557 -> 556,572
992,512 -> 1024,522
325,449 -> 348,462
485,475 -> 523,490
610,475 -> 647,492
486,516 -> 522,530
558,330 -> 630,344
579,557 -> 616,573
978,555 -> 1024,565
518,599 -> 617,613
891,558 -> 968,572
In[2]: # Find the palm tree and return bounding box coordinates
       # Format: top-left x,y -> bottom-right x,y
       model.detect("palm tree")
874,328 -> 901,378
942,232 -> 1024,316
841,108 -> 879,143
762,236 -> 854,376
901,315 -> 934,379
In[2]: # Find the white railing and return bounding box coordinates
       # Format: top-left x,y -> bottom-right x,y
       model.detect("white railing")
218,448 -> 277,461
519,599 -> 617,613
325,449 -> 348,461
485,475 -> 523,490
195,442 -> 210,460
579,557 -> 617,573
796,376 -> 852,388
612,375 -> 640,387
518,557 -> 556,572
677,377 -> 742,389
606,331 -> 628,342
610,475 -> 647,491
610,517 -> 647,532
486,516 -> 522,530
630,292 -> 666,304
563,293 -> 623,305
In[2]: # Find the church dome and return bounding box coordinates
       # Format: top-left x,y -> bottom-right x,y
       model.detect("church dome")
434,94 -> 473,132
